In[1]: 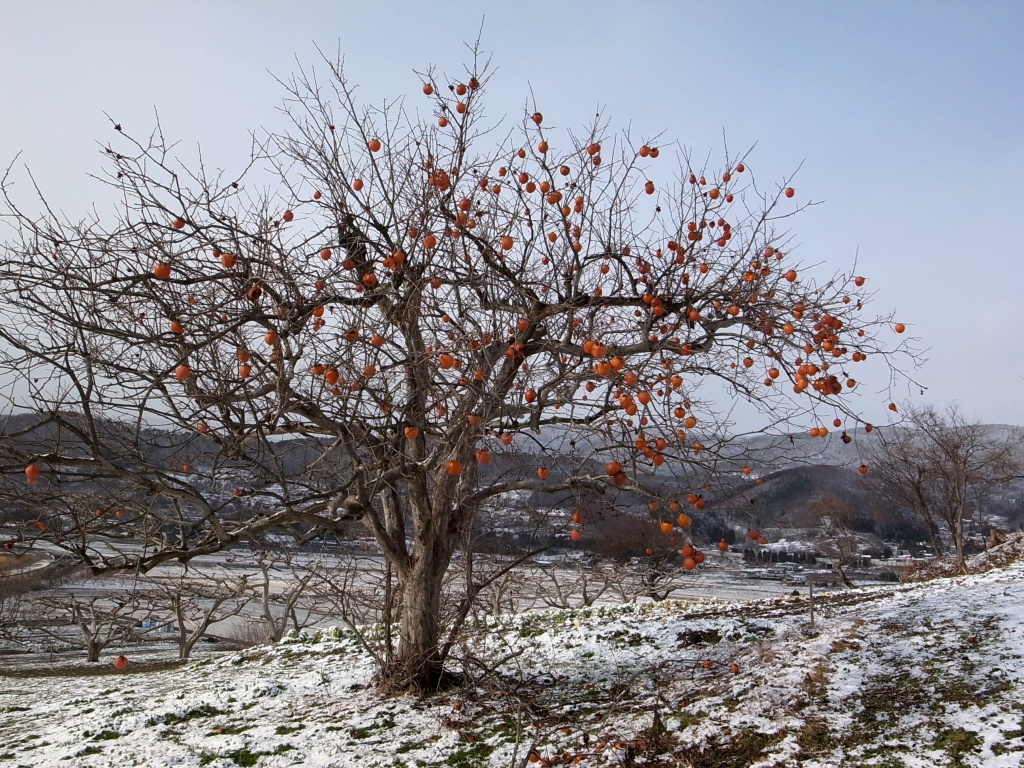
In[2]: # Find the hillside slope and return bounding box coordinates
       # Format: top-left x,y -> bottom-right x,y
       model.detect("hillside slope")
1,551 -> 1022,766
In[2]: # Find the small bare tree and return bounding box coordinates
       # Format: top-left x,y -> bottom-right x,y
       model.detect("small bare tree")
0,552 -> 81,649
622,551 -> 683,602
530,556 -> 626,609
249,550 -> 318,643
144,566 -> 251,659
0,591 -> 27,648
871,405 -> 1024,573
27,587 -> 151,662
868,427 -> 945,557
806,496 -> 858,587
308,554 -> 388,623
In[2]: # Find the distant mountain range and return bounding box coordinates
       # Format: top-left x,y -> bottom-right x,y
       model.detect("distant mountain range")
4,411 -> 1021,555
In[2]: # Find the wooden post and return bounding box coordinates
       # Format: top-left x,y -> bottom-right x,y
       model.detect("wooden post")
808,577 -> 815,629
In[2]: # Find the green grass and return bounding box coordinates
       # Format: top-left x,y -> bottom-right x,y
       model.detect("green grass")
677,729 -> 783,768
443,741 -> 496,767
148,703 -> 226,726
200,745 -> 294,766
65,745 -> 103,759
932,727 -> 981,767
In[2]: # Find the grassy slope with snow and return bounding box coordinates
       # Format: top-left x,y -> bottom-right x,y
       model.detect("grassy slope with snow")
1,560 -> 1022,767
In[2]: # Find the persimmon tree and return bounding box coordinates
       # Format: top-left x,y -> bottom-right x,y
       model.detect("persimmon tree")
0,48 -> 914,689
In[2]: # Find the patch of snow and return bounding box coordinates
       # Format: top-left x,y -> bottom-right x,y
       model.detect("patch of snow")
2,562 -> 1022,765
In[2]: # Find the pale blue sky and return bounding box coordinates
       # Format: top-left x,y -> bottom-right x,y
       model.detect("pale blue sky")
2,1 -> 1022,427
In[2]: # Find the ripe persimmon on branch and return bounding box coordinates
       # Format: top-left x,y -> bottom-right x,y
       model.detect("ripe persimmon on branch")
0,46 -> 918,689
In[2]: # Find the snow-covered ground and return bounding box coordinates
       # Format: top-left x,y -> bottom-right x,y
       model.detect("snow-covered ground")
2,555 -> 1022,767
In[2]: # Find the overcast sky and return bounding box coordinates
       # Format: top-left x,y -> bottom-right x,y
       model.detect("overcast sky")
2,1 -> 1021,428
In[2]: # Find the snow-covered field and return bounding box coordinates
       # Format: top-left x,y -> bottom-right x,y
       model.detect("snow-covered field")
2,558 -> 1022,767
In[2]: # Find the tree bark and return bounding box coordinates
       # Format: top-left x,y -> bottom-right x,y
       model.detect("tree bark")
174,601 -> 191,660
181,636 -> 199,660
836,563 -> 855,589
393,545 -> 449,690
85,634 -> 101,663
926,522 -> 944,560
953,511 -> 967,574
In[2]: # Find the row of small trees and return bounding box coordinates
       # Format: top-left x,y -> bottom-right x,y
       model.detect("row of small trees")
0,552 -> 316,662
0,544 -> 715,666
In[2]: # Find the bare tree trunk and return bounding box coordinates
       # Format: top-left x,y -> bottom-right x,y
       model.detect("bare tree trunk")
383,559 -> 397,668
181,635 -> 200,660
176,603 -> 209,661
258,565 -> 288,644
74,605 -> 114,663
835,563 -> 855,589
85,635 -> 101,663
926,523 -> 944,559
174,601 -> 191,659
953,508 -> 967,574
394,547 -> 449,690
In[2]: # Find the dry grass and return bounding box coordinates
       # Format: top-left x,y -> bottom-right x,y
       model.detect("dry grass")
799,664 -> 830,698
